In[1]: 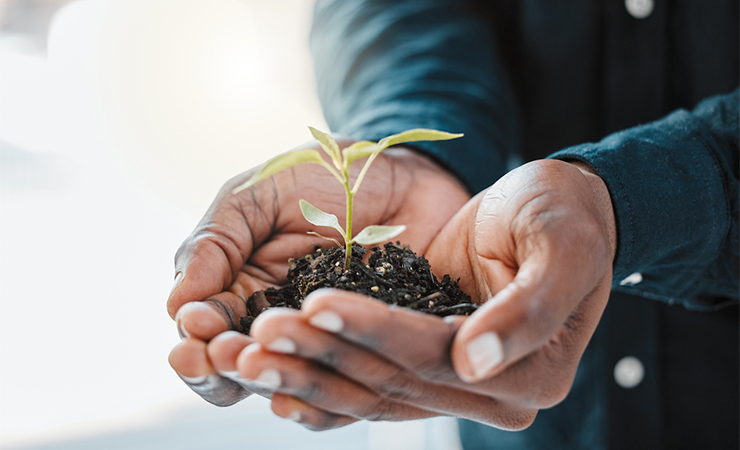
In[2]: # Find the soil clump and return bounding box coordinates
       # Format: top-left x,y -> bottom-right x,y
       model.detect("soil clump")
240,242 -> 477,335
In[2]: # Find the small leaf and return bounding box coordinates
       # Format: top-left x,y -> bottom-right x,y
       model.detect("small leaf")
299,199 -> 346,238
350,129 -> 463,194
308,126 -> 342,170
232,149 -> 327,194
342,141 -> 378,165
376,129 -> 463,152
353,225 -> 407,245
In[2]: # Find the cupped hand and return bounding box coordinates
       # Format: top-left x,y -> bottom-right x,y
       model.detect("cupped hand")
215,159 -> 616,429
167,143 -> 470,406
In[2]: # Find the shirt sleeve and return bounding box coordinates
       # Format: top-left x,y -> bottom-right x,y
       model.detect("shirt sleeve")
550,89 -> 739,311
310,0 -> 519,194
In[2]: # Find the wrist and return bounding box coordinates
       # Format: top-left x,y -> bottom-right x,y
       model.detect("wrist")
568,161 -> 618,262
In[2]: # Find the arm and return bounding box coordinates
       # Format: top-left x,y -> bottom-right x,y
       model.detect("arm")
311,0 -> 519,193
550,89 -> 739,310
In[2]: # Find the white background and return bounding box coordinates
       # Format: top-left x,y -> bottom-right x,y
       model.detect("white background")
0,0 -> 463,448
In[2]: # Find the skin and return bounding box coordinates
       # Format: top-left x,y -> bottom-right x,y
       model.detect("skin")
167,143 -> 470,407
168,147 -> 617,431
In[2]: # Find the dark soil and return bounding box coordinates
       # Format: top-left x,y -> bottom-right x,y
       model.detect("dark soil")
240,242 -> 478,335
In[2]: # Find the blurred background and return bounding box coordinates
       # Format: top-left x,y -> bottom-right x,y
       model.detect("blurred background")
0,0 -> 463,449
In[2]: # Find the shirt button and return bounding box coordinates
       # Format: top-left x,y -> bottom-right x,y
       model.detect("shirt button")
614,356 -> 645,388
619,272 -> 643,286
625,0 -> 654,19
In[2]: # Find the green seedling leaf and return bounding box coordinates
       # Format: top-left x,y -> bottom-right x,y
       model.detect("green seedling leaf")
230,126 -> 462,271
232,149 -> 329,194
353,224 -> 407,245
299,199 -> 346,239
308,126 -> 342,170
351,129 -> 463,194
342,140 -> 378,165
377,129 -> 464,151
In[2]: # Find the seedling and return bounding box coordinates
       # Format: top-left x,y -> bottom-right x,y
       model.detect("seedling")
233,127 -> 462,271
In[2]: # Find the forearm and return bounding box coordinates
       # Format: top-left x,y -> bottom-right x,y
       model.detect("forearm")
550,89 -> 739,310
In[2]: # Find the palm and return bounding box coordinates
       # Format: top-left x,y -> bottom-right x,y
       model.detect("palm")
167,144 -> 470,407
247,149 -> 470,294
425,190 -> 516,304
427,160 -> 615,388
168,146 -> 469,322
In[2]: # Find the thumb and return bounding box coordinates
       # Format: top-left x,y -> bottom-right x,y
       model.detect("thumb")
167,229 -> 252,319
167,171 -> 272,320
450,159 -> 616,383
450,256 -> 590,383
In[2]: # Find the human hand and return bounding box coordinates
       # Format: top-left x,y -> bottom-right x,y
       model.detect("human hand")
166,142 -> 470,406
211,159 -> 615,429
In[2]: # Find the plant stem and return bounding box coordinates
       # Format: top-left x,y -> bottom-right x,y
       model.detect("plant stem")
344,182 -> 353,271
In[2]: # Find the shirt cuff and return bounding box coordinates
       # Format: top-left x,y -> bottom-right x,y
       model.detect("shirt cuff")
549,108 -> 730,306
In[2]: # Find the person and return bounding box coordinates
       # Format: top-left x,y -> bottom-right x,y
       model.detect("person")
167,0 -> 739,448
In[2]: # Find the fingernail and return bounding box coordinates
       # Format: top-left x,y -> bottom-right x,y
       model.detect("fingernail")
174,307 -> 190,339
309,311 -> 344,333
267,337 -> 296,354
287,411 -> 301,422
220,370 -> 242,381
170,271 -> 184,297
179,374 -> 207,385
466,332 -> 504,381
250,368 -> 281,389
179,374 -> 221,395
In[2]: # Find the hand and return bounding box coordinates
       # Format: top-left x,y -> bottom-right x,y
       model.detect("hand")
210,159 -> 616,429
167,142 -> 470,406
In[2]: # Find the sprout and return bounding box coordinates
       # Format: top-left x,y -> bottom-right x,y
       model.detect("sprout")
233,127 -> 463,270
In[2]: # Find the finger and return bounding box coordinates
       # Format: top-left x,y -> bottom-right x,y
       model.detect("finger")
168,337 -> 250,406
205,330 -> 284,397
300,289 -> 458,383
167,171 -> 278,319
444,274 -> 612,409
235,342 -> 439,423
452,251 -> 613,384
251,308 -> 537,428
271,393 -> 359,431
454,215 -> 612,383
168,230 -> 248,319
252,308 -> 449,398
292,275 -> 609,410
475,274 -> 612,408
176,297 -> 232,341
207,330 -> 254,375
450,169 -> 616,383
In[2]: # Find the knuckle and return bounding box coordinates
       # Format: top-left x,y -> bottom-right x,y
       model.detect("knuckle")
410,360 -> 447,383
503,408 -> 538,431
482,399 -> 538,431
525,357 -> 575,408
295,380 -> 324,403
302,412 -> 344,431
534,373 -> 574,408
283,363 -> 327,403
359,398 -> 396,422
373,368 -> 424,403
315,350 -> 342,370
408,347 -> 453,382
